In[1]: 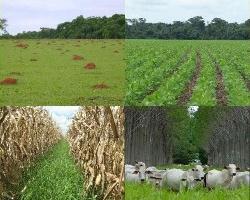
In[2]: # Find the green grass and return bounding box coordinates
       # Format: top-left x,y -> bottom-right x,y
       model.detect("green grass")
125,182 -> 249,200
19,140 -> 92,200
0,39 -> 124,105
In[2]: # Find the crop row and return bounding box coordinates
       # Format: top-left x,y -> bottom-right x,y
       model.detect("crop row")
126,41 -> 250,106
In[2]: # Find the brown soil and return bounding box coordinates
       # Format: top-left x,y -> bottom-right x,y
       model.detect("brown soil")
84,63 -> 96,70
215,62 -> 228,105
73,55 -> 84,60
177,51 -> 203,105
238,71 -> 250,91
0,78 -> 17,85
16,43 -> 28,49
92,83 -> 109,89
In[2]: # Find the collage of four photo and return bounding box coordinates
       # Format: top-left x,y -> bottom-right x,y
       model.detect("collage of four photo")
0,0 -> 249,199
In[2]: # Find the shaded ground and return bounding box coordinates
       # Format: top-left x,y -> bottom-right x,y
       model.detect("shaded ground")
19,140 -> 86,200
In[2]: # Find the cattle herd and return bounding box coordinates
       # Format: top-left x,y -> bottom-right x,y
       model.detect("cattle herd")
125,162 -> 250,191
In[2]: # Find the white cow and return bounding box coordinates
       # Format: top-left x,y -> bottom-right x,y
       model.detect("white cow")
125,162 -> 147,183
162,165 -> 205,191
229,171 -> 250,189
125,164 -> 139,182
205,164 -> 240,188
147,170 -> 167,187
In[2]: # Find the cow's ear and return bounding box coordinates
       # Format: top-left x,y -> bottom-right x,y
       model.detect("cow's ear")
224,166 -> 228,169
135,161 -> 138,164
236,167 -> 240,170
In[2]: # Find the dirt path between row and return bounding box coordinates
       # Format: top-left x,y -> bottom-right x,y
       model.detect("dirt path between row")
237,69 -> 250,91
177,50 -> 202,105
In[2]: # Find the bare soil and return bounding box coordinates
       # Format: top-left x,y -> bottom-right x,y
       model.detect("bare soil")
92,83 -> 109,89
177,51 -> 202,105
84,63 -> 96,70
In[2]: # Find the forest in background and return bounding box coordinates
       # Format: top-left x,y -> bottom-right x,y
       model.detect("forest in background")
125,107 -> 250,168
0,14 -> 125,39
126,16 -> 250,39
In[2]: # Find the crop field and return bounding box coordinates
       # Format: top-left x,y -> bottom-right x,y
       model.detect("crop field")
126,40 -> 250,106
0,39 -> 124,105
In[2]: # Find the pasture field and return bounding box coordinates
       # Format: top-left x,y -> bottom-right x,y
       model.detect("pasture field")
125,182 -> 249,200
0,39 -> 124,105
125,164 -> 249,200
126,40 -> 250,106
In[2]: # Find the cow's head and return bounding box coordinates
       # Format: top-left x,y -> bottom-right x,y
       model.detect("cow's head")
135,161 -> 146,182
224,164 -> 240,176
192,165 -> 205,181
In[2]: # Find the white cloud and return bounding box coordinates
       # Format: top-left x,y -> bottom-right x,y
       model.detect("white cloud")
44,106 -> 80,134
126,0 -> 249,23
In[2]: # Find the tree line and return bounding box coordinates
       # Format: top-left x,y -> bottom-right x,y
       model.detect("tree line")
126,16 -> 250,40
0,14 -> 125,39
125,107 -> 250,167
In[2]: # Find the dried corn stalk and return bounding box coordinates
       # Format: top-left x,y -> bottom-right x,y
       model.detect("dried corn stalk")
68,106 -> 124,200
0,106 -> 61,198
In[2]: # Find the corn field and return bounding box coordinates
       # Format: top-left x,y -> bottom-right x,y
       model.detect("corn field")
68,106 -> 124,200
0,106 -> 61,199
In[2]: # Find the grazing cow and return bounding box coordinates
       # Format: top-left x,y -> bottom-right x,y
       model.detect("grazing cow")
162,166 -> 205,191
147,170 -> 167,187
204,164 -> 240,189
145,166 -> 158,174
125,162 -> 147,183
229,171 -> 250,189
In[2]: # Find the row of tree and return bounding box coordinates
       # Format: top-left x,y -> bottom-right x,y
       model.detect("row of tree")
0,14 -> 125,39
125,107 -> 250,168
126,16 -> 250,40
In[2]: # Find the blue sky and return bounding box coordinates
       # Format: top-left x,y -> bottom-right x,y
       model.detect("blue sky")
44,106 -> 80,134
126,0 -> 250,23
1,0 -> 124,35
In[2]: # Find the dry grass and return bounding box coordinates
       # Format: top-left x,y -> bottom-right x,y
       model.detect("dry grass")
0,106 -> 61,199
68,106 -> 124,200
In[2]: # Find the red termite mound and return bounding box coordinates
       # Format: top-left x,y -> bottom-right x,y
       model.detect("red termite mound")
92,83 -> 109,89
73,55 -> 84,60
16,43 -> 29,49
0,78 -> 17,85
84,63 -> 96,70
